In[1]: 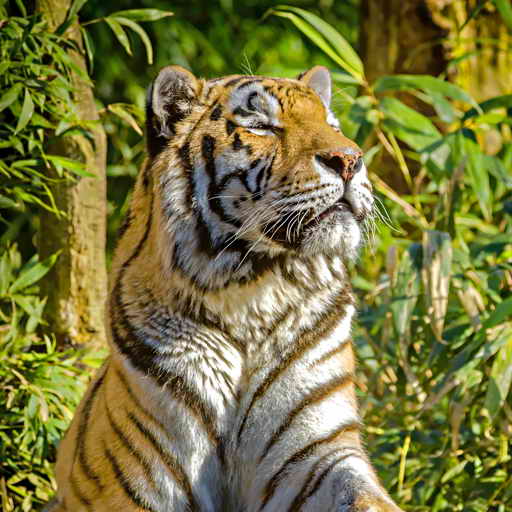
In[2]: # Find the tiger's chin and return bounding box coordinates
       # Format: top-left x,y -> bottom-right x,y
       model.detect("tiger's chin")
296,210 -> 363,261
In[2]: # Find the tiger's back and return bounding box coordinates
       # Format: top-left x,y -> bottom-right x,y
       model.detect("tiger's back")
49,66 -> 403,512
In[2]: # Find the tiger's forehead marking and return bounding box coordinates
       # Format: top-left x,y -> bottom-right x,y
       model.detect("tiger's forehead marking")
204,75 -> 322,120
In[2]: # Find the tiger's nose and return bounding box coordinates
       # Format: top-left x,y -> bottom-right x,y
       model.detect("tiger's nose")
316,147 -> 363,181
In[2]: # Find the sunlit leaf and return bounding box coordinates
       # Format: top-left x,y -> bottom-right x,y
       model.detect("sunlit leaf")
107,103 -> 143,135
274,5 -> 364,78
112,17 -> 153,65
268,8 -> 364,83
463,94 -> 512,121
422,231 -> 452,341
494,0 -> 512,32
105,17 -> 132,57
45,155 -> 95,178
15,89 -> 34,133
484,333 -> 512,419
0,83 -> 23,112
379,97 -> 441,151
108,9 -> 173,22
374,74 -> 478,109
9,252 -> 60,293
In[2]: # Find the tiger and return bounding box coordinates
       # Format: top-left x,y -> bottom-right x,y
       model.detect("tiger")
45,65 -> 404,512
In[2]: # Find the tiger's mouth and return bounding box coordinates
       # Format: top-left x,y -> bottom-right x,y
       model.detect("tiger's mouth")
310,197 -> 355,224
262,195 -> 363,248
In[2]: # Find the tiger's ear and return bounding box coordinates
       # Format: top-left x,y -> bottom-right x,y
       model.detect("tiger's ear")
146,66 -> 199,157
297,66 -> 331,107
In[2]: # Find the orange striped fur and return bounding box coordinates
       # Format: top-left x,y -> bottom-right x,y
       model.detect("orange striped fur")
46,66 -> 403,512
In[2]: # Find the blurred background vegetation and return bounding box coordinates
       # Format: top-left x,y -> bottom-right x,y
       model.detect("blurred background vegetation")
0,0 -> 511,510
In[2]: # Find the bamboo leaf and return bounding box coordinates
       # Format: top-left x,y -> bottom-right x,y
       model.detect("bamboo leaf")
45,155 -> 95,178
274,5 -> 364,78
462,94 -> 512,121
105,17 -> 132,57
15,89 -> 34,133
374,74 -> 479,109
268,9 -> 364,83
0,83 -> 23,112
391,244 -> 422,340
484,333 -> 512,419
108,9 -> 174,22
494,0 -> 512,32
9,252 -> 60,293
422,231 -> 452,341
107,103 -> 143,135
113,17 -> 153,65
380,97 -> 441,151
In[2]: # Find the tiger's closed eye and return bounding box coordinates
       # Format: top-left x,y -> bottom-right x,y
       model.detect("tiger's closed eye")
246,123 -> 282,136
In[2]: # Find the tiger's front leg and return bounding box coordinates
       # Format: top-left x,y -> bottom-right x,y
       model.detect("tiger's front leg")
233,294 -> 403,512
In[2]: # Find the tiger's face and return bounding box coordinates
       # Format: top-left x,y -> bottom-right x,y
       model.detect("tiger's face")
147,66 -> 374,287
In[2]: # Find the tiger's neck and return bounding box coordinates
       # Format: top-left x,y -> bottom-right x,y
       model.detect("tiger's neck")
109,170 -> 355,374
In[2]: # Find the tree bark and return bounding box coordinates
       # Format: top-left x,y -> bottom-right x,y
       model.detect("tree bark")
37,0 -> 107,349
360,0 -> 512,190
360,0 -> 448,84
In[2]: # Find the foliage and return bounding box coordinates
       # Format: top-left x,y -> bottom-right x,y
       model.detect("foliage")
1,1 -> 511,511
0,243 -> 104,511
268,6 -> 512,511
0,1 -> 167,510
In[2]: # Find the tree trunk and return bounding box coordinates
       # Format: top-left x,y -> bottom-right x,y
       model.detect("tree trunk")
360,0 -> 448,84
37,0 -> 107,349
360,0 -> 512,189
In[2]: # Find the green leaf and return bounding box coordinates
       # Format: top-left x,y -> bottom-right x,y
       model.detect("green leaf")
274,5 -> 364,78
81,26 -> 94,73
484,332 -> 512,419
391,244 -> 421,340
422,231 -> 452,341
105,17 -> 132,57
494,0 -> 512,32
374,74 -> 478,109
15,88 -> 34,133
107,103 -> 143,135
462,94 -> 512,121
379,96 -> 441,151
9,252 -> 60,293
45,155 -> 95,178
483,297 -> 512,330
108,9 -> 174,22
113,17 -> 153,65
268,8 -> 364,83
68,0 -> 89,20
459,131 -> 492,222
0,83 -> 23,112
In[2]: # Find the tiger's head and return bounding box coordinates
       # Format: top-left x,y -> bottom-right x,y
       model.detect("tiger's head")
145,65 -> 374,288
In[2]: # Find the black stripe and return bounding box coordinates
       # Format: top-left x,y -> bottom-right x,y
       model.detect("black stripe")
232,106 -> 253,118
237,287 -> 352,442
210,103 -> 222,121
286,448 -> 344,512
258,372 -> 354,463
113,289 -> 225,463
73,370 -> 106,490
69,476 -> 92,509
178,142 -> 193,170
259,420 -> 361,510
104,402 -> 160,494
288,451 -> 363,511
226,120 -> 236,135
113,366 -> 167,432
104,442 -> 156,512
201,134 -> 244,231
127,412 -> 200,510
